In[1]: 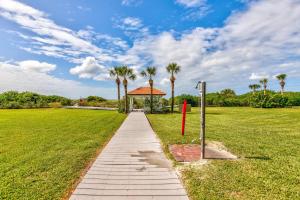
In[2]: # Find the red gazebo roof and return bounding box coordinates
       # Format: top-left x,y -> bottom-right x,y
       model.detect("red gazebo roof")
128,87 -> 166,96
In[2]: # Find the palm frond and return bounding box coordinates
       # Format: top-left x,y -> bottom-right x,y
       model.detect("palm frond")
166,63 -> 181,74
276,74 -> 287,80
140,70 -> 147,77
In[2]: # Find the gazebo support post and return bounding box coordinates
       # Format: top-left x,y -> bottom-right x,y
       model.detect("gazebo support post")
129,97 -> 133,112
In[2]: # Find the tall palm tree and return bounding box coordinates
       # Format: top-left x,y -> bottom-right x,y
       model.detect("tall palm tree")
119,66 -> 136,113
166,63 -> 181,113
259,78 -> 268,95
249,84 -> 261,94
141,67 -> 157,114
276,74 -> 287,95
109,66 -> 122,108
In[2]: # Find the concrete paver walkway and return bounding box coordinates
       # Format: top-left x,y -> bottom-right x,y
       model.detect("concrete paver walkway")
70,112 -> 189,200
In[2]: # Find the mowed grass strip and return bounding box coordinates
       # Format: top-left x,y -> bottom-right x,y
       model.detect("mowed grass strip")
0,109 -> 126,200
147,107 -> 300,200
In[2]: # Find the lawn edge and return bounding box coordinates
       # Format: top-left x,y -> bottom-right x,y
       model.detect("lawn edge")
62,114 -> 127,200
145,114 -> 191,200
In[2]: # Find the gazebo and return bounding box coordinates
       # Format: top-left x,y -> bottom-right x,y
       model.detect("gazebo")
127,87 -> 166,112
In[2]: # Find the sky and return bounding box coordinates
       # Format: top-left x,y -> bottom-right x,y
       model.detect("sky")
0,0 -> 300,99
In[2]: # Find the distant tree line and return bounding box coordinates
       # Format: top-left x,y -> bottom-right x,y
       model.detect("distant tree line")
0,91 -> 121,109
172,73 -> 298,108
173,89 -> 300,108
0,91 -> 72,109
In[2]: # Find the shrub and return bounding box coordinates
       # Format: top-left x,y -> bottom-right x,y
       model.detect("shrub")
220,89 -> 236,98
0,91 -> 72,109
7,101 -> 21,109
175,94 -> 199,107
87,96 -> 106,102
250,92 -> 289,108
49,102 -> 62,108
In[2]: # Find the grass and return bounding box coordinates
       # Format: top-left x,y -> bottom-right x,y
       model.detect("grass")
147,107 -> 300,200
0,109 -> 126,200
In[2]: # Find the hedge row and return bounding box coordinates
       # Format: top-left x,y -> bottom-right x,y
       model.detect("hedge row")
174,90 -> 300,108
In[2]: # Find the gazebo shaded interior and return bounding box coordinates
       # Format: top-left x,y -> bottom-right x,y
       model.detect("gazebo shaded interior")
127,87 -> 166,111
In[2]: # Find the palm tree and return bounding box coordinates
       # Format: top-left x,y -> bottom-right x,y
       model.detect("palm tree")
166,63 -> 181,112
276,74 -> 287,95
119,66 -> 136,113
141,67 -> 157,114
259,78 -> 268,95
109,66 -> 122,108
249,84 -> 261,94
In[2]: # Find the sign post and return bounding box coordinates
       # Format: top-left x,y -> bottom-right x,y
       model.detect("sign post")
181,100 -> 187,136
196,81 -> 206,159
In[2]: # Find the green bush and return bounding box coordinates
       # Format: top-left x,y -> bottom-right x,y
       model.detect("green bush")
0,91 -> 72,109
49,102 -> 63,108
285,92 -> 300,106
6,101 -> 22,109
175,94 -> 199,107
250,92 -> 289,108
86,96 -> 107,102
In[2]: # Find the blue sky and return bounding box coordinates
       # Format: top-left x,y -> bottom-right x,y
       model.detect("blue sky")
0,0 -> 299,98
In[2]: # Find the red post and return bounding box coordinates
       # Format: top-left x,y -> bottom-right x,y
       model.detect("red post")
181,100 -> 187,136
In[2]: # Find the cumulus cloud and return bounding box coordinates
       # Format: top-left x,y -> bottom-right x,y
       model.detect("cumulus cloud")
69,57 -> 107,80
19,60 -> 56,73
124,0 -> 300,94
1,0 -> 300,96
0,61 -> 113,98
249,73 -> 269,80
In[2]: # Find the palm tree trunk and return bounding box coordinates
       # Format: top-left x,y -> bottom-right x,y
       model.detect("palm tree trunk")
280,81 -> 285,95
150,80 -> 153,114
117,82 -> 120,108
171,80 -> 174,113
124,84 -> 128,113
264,85 -> 267,95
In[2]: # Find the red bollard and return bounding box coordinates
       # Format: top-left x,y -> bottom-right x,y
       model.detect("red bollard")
181,100 -> 187,136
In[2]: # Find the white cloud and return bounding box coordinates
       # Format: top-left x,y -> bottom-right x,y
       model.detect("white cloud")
123,17 -> 142,28
176,0 -> 210,20
77,5 -> 91,12
19,60 -> 56,73
122,0 -> 142,6
76,26 -> 129,50
0,61 -> 114,98
114,17 -> 149,38
176,0 -> 206,7
0,0 -> 103,63
124,0 -> 300,94
160,78 -> 170,85
0,0 -> 134,81
1,0 -> 300,96
249,73 -> 269,80
69,57 -> 107,80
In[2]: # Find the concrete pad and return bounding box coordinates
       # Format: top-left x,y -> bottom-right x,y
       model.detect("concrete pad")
169,143 -> 238,162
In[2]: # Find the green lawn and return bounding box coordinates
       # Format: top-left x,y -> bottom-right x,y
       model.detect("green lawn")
0,109 -> 125,200
147,107 -> 300,200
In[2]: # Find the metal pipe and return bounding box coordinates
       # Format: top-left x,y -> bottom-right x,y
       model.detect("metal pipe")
200,82 -> 206,159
